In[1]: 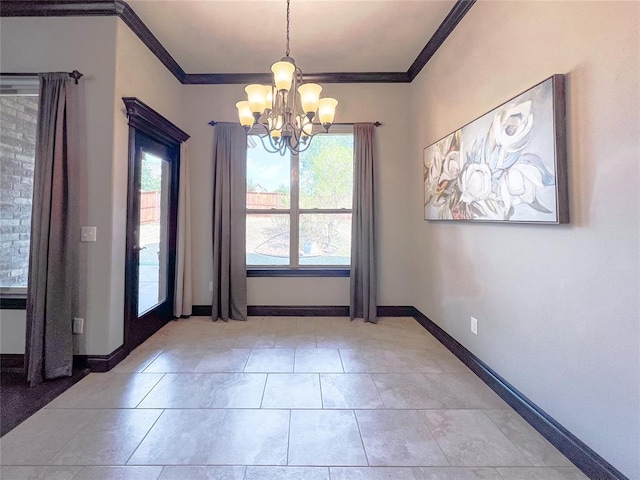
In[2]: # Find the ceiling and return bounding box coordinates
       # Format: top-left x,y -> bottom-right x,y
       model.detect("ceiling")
126,0 -> 459,75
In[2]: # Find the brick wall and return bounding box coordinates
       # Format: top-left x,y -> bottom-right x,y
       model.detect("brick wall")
0,95 -> 38,288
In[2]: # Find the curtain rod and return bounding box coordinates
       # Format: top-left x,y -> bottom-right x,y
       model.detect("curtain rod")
1,70 -> 84,85
208,121 -> 382,127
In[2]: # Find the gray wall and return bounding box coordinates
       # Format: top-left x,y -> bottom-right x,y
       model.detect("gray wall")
0,16 -> 118,356
409,1 -> 639,478
182,83 -> 415,308
0,16 -> 184,355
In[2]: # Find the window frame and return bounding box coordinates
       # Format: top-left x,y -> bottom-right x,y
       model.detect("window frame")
246,127 -> 353,277
0,77 -> 39,307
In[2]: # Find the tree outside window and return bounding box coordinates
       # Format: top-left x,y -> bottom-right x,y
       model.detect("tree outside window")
246,132 -> 353,268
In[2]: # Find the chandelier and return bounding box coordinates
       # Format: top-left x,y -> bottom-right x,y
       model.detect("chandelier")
235,0 -> 338,155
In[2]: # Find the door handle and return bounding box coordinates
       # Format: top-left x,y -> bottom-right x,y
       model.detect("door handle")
133,246 -> 147,251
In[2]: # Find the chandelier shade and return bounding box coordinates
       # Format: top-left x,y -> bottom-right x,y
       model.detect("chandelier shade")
298,83 -> 322,114
271,61 -> 296,92
236,101 -> 253,128
235,0 -> 338,155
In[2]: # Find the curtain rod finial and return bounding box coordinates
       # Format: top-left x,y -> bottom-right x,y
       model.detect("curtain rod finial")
208,121 -> 217,127
69,70 -> 83,84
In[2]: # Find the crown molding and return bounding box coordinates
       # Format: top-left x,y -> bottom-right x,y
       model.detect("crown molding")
407,0 -> 477,81
1,0 -> 475,85
0,0 -> 187,82
183,71 -> 410,85
115,0 -> 186,81
0,0 -> 118,17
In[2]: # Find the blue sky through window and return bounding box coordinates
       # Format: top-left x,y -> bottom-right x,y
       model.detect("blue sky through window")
247,140 -> 290,192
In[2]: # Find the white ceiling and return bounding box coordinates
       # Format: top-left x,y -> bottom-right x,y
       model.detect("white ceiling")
127,0 -> 458,74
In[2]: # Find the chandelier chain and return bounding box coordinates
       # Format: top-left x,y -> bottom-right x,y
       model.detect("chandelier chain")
285,0 -> 291,57
235,0 -> 338,155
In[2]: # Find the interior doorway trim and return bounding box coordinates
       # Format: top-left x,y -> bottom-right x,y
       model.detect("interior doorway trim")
122,97 -> 189,144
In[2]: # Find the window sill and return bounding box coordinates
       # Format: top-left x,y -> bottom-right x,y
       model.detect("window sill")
247,268 -> 350,278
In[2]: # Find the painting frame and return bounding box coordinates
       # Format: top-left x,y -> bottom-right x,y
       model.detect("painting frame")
423,74 -> 569,224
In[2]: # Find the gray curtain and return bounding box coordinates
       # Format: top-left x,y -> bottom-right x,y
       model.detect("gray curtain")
174,142 -> 193,317
350,123 -> 377,323
211,123 -> 247,321
26,73 -> 80,386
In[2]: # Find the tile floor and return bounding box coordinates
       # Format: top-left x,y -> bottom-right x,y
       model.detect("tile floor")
0,316 -> 588,480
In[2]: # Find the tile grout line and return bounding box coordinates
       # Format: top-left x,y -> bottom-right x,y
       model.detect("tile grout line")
241,348 -> 252,372
132,349 -> 165,373
415,408 -> 453,467
317,373 -> 325,409
292,348 -> 297,373
286,409 -> 292,466
337,348 -> 346,374
259,373 -> 269,408
68,464 -> 83,480
352,409 -> 370,467
479,409 -> 537,467
368,373 -> 386,408
123,408 -> 167,466
134,373 -> 166,409
156,466 -> 166,480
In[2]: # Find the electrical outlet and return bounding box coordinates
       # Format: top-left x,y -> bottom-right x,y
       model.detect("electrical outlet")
73,318 -> 84,335
470,316 -> 478,335
209,281 -> 213,292
80,226 -> 97,242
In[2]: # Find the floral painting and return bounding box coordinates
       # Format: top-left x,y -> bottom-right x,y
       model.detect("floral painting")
424,75 -> 568,223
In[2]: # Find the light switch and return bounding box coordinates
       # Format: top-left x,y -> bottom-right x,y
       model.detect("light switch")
81,226 -> 97,242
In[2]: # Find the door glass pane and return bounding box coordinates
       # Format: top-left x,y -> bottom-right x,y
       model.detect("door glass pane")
247,213 -> 290,265
299,213 -> 352,266
138,151 -> 170,315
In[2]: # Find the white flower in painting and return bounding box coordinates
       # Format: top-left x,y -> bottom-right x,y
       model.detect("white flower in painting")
424,148 -> 443,205
437,134 -> 454,157
459,163 -> 492,203
492,100 -> 534,154
440,151 -> 461,182
428,149 -> 443,181
499,163 -> 544,210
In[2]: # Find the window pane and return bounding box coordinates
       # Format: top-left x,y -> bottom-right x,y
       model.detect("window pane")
247,135 -> 290,209
0,94 -> 38,288
299,134 -> 353,209
299,213 -> 351,266
247,213 -> 290,265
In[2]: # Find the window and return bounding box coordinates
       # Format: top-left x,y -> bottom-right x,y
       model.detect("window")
0,78 -> 39,295
246,130 -> 353,271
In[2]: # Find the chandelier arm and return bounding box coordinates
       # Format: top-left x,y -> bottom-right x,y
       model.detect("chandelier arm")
261,126 -> 291,157
258,133 -> 285,155
249,124 -> 284,155
257,134 -> 287,156
290,132 -> 321,155
292,141 -> 314,155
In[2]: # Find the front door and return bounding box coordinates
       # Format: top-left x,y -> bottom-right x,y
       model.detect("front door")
124,129 -> 179,352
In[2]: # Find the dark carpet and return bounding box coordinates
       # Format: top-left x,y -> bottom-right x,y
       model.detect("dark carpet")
1,367 -> 90,436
